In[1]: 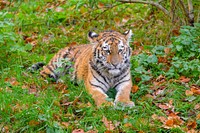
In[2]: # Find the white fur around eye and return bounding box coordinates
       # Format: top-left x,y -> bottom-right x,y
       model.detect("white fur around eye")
118,41 -> 125,51
102,42 -> 109,50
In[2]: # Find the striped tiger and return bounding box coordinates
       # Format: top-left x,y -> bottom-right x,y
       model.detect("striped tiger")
32,30 -> 135,107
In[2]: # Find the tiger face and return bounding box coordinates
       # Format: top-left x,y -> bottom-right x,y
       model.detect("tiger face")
88,30 -> 133,76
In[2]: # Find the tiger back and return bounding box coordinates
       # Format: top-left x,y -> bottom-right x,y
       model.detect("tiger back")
39,30 -> 134,107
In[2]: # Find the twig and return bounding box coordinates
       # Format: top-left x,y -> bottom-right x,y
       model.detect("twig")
116,0 -> 170,18
178,0 -> 194,26
93,3 -> 123,20
187,0 -> 194,26
170,0 -> 176,23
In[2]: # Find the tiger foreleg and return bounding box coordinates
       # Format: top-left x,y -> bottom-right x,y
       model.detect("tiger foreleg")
85,79 -> 113,107
114,80 -> 135,107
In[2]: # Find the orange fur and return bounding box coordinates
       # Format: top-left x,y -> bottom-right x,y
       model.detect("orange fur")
40,30 -> 134,107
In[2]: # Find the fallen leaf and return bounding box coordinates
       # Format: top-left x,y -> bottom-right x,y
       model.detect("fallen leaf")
187,121 -> 197,129
190,85 -> 200,95
158,57 -> 168,63
72,129 -> 84,133
133,41 -> 141,46
196,114 -> 200,120
98,2 -> 104,8
53,82 -> 68,94
124,123 -> 132,127
156,75 -> 166,82
151,114 -> 158,120
165,119 -> 173,127
185,90 -> 194,96
2,125 -> 9,133
194,104 -> 200,110
172,27 -> 180,36
5,77 -> 19,86
55,6 -> 64,12
86,130 -> 98,133
102,116 -> 115,130
179,76 -> 190,83
156,103 -> 173,110
114,17 -> 121,26
28,84 -> 38,94
61,122 -> 69,128
29,120 -> 40,126
131,85 -> 139,93
164,48 -> 171,54
163,116 -> 184,129
187,129 -> 197,133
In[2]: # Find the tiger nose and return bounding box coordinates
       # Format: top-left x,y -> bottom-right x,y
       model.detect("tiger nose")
111,62 -> 118,68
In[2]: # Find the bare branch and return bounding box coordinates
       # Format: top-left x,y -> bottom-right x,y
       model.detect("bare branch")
187,0 -> 194,26
170,0 -> 176,23
116,0 -> 170,17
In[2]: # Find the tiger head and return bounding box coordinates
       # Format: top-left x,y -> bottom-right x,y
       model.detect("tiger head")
88,30 -> 133,76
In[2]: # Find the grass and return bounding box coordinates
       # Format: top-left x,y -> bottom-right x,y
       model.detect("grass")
0,0 -> 200,132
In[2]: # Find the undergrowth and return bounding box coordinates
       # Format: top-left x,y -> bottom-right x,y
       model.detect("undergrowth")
0,0 -> 199,132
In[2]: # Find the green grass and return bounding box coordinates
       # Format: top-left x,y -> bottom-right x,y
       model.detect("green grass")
0,0 -> 200,132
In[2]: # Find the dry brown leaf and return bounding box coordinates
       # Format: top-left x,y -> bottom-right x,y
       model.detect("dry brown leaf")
158,116 -> 167,123
28,84 -> 38,94
180,76 -> 190,83
86,130 -> 98,133
102,116 -> 115,131
187,121 -> 197,129
114,17 -> 121,26
131,85 -> 139,93
55,7 -> 64,12
172,27 -> 180,36
165,119 -> 174,127
187,129 -> 198,133
163,116 -> 184,129
138,131 -> 145,133
98,2 -> 104,8
29,120 -> 40,126
185,90 -> 194,96
196,114 -> 200,120
61,122 -> 69,128
124,123 -> 132,127
133,41 -> 140,46
72,129 -> 85,133
190,85 -> 200,95
194,104 -> 200,110
156,103 -> 172,110
53,82 -> 68,94
151,114 -> 158,120
2,125 -> 9,133
164,48 -> 171,54
5,77 -> 19,86
158,57 -> 168,63
144,94 -> 155,99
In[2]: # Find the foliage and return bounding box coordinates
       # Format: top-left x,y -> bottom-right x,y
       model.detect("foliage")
0,0 -> 199,132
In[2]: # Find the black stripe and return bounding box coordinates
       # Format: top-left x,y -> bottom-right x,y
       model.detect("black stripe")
90,69 -> 108,89
50,60 -> 57,69
97,49 -> 100,58
58,51 -> 62,60
63,51 -> 69,58
114,68 -> 129,79
46,65 -> 57,77
113,78 -> 130,89
40,71 -> 49,78
89,81 -> 106,93
90,61 -> 109,85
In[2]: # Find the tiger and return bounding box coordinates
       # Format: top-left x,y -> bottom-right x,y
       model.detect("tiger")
31,30 -> 135,107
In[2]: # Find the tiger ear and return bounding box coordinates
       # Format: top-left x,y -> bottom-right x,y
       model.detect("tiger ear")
88,31 -> 99,44
124,29 -> 133,40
